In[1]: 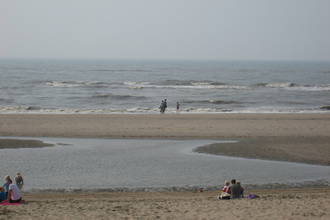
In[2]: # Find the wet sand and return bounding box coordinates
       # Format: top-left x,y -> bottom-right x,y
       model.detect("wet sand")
0,139 -> 53,149
195,136 -> 330,166
0,113 -> 329,165
0,113 -> 329,138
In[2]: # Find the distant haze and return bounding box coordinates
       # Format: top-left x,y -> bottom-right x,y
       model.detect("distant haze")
1,0 -> 330,61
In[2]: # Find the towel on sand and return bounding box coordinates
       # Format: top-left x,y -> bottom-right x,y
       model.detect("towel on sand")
0,200 -> 25,206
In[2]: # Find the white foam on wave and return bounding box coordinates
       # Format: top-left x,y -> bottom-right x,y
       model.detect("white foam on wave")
233,106 -> 327,114
45,80 -> 330,91
126,81 -> 330,91
264,82 -> 296,88
259,82 -> 330,91
125,82 -> 248,90
45,81 -> 110,88
45,81 -> 82,88
285,85 -> 330,91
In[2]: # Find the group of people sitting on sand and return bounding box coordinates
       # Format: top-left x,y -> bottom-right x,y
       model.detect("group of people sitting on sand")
218,179 -> 244,200
0,173 -> 24,203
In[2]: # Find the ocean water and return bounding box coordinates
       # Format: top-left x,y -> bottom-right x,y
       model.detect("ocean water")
0,59 -> 330,113
1,138 -> 329,191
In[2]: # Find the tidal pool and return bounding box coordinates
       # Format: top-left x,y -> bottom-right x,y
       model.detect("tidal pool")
0,137 -> 329,191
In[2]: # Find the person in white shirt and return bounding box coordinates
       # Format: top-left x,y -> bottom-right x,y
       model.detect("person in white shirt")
7,179 -> 22,203
15,173 -> 24,190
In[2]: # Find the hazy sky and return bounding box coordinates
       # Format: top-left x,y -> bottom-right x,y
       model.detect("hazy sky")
1,0 -> 330,61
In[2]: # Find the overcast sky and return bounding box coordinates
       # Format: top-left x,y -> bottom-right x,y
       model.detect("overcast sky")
1,0 -> 330,61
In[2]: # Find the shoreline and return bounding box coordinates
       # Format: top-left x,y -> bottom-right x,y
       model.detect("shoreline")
23,180 -> 330,193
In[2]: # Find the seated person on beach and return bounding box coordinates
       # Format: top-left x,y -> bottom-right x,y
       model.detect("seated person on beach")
7,179 -> 22,203
237,181 -> 244,197
15,173 -> 24,190
228,179 -> 244,199
218,180 -> 231,199
222,180 -> 230,193
0,187 -> 6,202
3,175 -> 12,197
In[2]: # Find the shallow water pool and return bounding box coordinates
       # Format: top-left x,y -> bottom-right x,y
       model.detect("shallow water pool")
0,137 -> 329,191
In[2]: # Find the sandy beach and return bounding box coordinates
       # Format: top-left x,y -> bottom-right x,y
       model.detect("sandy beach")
1,188 -> 330,220
1,113 -> 330,219
1,113 -> 330,138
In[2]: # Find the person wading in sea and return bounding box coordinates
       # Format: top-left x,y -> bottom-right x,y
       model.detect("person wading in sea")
159,99 -> 168,114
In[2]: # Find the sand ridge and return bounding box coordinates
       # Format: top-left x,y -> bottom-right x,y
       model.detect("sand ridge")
0,113 -> 329,138
195,136 -> 330,166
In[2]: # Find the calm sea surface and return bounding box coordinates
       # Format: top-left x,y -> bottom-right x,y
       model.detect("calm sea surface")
1,59 -> 330,113
0,138 -> 329,191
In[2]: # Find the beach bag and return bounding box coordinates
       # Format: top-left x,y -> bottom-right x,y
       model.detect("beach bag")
218,192 -> 231,200
247,194 -> 259,199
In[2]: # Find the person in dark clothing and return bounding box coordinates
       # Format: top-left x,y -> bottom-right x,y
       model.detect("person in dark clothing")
176,102 -> 180,112
160,100 -> 165,113
159,99 -> 167,114
236,181 -> 244,198
228,179 -> 244,199
163,99 -> 167,113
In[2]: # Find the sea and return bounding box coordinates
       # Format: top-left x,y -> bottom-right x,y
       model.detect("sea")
0,59 -> 330,114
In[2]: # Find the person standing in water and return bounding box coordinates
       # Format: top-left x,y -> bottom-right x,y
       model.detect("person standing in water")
159,99 -> 167,114
176,101 -> 180,112
163,99 -> 167,113
160,100 -> 165,113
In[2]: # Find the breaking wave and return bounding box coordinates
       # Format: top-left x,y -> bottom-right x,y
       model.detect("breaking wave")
255,82 -> 330,91
91,93 -> 147,100
124,81 -> 248,90
183,99 -> 239,105
255,82 -> 297,88
125,80 -> 330,91
45,81 -> 117,88
43,80 -> 330,91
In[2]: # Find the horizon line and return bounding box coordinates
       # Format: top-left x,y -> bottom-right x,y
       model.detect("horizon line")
0,57 -> 330,63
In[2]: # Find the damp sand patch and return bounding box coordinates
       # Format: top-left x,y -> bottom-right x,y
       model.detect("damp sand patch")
0,139 -> 54,149
194,136 -> 330,166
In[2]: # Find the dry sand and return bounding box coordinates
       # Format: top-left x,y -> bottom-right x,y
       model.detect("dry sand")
0,113 -> 330,219
1,188 -> 330,220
